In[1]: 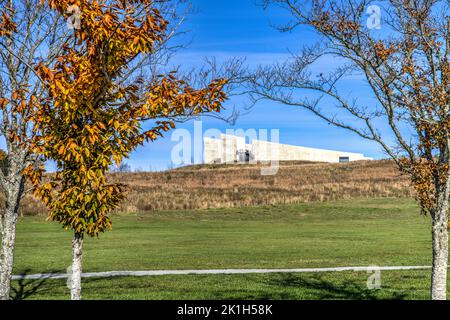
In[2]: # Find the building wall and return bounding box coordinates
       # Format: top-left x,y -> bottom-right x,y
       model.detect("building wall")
222,134 -> 242,163
251,139 -> 369,163
204,135 -> 371,164
204,137 -> 222,164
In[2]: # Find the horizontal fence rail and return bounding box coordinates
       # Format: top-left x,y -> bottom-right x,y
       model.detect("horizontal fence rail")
12,266 -> 433,281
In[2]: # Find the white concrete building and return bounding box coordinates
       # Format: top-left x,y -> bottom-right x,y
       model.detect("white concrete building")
204,134 -> 372,164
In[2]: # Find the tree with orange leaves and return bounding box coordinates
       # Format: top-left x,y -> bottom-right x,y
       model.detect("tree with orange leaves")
0,0 -> 232,300
250,0 -> 449,299
26,0 -> 228,300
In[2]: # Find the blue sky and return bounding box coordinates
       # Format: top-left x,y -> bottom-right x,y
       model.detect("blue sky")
127,0 -> 388,171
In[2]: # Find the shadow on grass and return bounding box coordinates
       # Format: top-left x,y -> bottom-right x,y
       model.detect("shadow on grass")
266,273 -> 407,300
10,269 -> 61,300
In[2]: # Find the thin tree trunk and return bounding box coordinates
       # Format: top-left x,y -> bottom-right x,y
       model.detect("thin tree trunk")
0,198 -> 20,300
430,187 -> 449,300
0,169 -> 24,301
70,232 -> 83,300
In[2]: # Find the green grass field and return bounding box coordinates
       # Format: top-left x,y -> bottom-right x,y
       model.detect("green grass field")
11,197 -> 448,300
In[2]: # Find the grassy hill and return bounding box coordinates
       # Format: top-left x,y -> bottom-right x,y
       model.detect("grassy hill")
111,160 -> 414,212
18,160 -> 414,215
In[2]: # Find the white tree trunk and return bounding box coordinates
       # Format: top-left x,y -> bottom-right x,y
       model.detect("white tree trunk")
0,178 -> 22,301
70,232 -> 83,300
431,187 -> 449,300
0,208 -> 18,300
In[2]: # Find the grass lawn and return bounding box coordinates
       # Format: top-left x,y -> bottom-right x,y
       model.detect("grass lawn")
12,270 -> 438,300
11,197 -> 445,300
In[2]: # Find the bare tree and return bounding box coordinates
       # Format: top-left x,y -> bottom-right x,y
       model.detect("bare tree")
248,0 -> 449,299
0,0 -> 68,300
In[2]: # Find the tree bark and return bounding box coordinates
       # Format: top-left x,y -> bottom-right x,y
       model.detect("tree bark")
430,186 -> 449,300
70,232 -> 83,300
0,176 -> 23,300
0,209 -> 18,300
0,197 -> 19,300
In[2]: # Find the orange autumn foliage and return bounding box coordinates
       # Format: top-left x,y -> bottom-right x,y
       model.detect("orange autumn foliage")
29,0 -> 228,236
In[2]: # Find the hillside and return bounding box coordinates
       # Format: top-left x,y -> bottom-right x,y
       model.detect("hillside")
17,160 -> 414,215
113,160 -> 413,212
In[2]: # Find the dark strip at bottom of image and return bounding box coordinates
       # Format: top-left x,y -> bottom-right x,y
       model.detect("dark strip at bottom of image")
3,300 -> 447,319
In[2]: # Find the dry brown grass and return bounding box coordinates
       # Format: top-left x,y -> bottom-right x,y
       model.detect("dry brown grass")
8,159 -> 414,216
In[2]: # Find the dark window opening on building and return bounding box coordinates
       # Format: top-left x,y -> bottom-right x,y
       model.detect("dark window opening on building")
237,149 -> 252,163
339,157 -> 350,163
